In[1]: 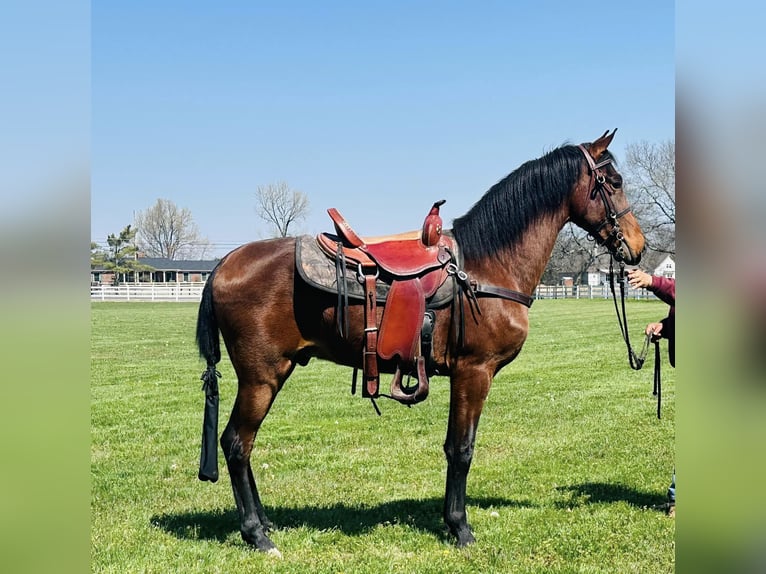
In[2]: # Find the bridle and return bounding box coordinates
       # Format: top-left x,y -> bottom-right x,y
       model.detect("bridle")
578,144 -> 663,418
577,144 -> 633,262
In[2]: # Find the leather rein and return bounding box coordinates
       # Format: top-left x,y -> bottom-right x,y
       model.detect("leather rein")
608,259 -> 663,419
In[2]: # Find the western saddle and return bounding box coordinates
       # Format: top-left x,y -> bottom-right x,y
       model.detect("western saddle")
316,200 -> 455,405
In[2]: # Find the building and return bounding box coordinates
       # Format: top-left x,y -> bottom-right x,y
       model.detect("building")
650,254 -> 675,278
91,257 -> 219,285
584,253 -> 675,286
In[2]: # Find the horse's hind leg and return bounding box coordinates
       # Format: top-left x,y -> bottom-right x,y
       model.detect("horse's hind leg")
245,464 -> 272,530
220,375 -> 283,554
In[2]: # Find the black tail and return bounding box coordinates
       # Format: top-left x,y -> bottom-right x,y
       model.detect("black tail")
196,268 -> 221,366
196,269 -> 222,482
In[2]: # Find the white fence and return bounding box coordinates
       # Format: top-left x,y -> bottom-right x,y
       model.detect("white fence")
533,284 -> 657,300
91,282 -> 656,302
91,283 -> 205,302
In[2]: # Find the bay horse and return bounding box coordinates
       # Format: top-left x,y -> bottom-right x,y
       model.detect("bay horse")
195,130 -> 644,555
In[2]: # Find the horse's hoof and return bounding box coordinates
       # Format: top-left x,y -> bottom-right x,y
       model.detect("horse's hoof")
455,530 -> 476,547
241,526 -> 278,555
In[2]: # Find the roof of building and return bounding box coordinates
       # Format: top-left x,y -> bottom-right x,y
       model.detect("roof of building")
91,257 -> 220,272
137,257 -> 219,271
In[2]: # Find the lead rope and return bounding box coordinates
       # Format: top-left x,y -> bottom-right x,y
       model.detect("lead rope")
608,259 -> 662,419
653,339 -> 662,419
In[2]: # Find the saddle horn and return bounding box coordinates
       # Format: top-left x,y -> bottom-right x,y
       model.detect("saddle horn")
422,199 -> 446,247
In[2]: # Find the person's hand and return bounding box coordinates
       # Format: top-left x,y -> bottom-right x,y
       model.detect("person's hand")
646,322 -> 663,341
627,269 -> 653,289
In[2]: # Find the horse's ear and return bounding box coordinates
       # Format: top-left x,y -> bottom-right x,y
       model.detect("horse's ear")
590,128 -> 617,158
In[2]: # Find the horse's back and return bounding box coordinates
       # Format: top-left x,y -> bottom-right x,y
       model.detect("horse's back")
215,237 -> 296,294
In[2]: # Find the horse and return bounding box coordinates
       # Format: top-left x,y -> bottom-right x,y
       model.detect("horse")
194,130 -> 645,555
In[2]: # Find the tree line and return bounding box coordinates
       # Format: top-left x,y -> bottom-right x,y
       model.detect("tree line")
91,184 -> 311,284
92,139 -> 673,286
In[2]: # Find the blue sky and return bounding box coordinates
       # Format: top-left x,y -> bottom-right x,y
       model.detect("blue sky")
92,1 -> 674,257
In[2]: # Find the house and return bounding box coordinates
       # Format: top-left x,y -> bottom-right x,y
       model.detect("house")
587,266 -> 610,286
584,253 -> 675,286
91,257 -> 219,285
651,254 -> 675,278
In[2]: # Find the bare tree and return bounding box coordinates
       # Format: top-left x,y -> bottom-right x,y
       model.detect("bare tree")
135,199 -> 210,259
542,224 -> 606,285
255,181 -> 309,237
623,140 -> 675,255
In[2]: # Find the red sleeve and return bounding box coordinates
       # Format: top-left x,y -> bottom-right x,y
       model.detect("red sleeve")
650,276 -> 675,306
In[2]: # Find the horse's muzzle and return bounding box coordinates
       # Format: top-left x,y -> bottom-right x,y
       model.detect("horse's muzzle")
615,241 -> 643,265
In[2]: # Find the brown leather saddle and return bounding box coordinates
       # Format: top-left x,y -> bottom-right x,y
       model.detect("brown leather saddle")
316,200 -> 455,405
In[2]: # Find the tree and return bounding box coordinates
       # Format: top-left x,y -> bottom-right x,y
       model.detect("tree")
623,140 -> 675,255
255,181 -> 309,237
541,224 -> 605,285
134,199 -> 210,259
92,225 -> 153,285
90,241 -> 106,268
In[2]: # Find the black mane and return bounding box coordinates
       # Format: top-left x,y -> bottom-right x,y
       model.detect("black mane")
452,145 -> 585,261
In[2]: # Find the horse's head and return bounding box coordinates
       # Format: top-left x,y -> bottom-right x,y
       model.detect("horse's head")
570,129 -> 645,264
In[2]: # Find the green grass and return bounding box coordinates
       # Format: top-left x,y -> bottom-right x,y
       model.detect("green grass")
92,300 -> 674,573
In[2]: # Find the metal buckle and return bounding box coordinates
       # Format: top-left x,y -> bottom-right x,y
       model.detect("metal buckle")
446,262 -> 468,282
356,263 -> 379,283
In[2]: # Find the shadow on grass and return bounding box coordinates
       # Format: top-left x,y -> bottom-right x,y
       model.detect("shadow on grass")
554,482 -> 666,509
152,496 -> 532,543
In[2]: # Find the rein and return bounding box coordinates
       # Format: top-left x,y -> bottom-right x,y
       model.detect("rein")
608,259 -> 663,419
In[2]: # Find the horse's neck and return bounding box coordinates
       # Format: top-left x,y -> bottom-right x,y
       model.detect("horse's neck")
464,212 -> 567,295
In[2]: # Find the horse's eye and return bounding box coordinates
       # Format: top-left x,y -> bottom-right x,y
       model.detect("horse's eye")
612,174 -> 623,188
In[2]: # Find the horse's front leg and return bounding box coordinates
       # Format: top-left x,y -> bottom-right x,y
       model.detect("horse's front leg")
443,365 -> 493,546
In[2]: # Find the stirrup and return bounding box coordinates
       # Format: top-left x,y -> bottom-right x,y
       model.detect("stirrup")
389,357 -> 429,404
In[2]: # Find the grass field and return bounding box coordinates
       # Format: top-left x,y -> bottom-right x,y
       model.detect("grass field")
91,299 -> 675,573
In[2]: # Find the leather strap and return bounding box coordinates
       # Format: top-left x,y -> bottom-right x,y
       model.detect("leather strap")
472,283 -> 534,308
577,143 -> 613,172
653,340 -> 662,419
362,273 -> 379,397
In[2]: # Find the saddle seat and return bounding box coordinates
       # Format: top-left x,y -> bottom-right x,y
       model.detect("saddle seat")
317,201 -> 452,277
314,200 -> 454,405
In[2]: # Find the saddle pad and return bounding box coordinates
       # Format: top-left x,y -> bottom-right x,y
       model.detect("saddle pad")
295,235 -> 456,308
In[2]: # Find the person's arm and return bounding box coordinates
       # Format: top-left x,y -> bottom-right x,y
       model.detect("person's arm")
650,276 -> 675,307
628,270 -> 675,306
